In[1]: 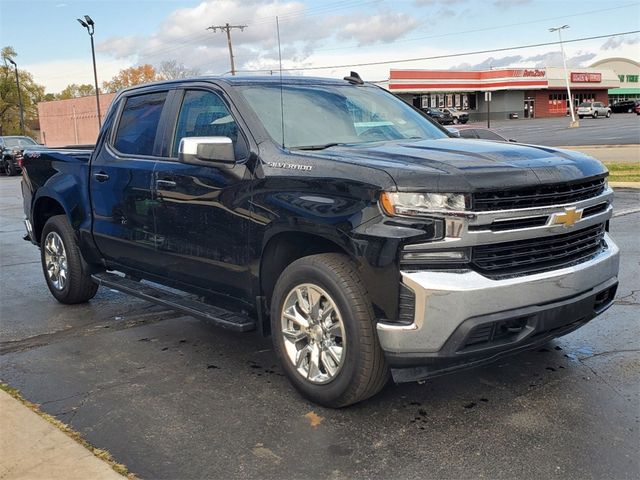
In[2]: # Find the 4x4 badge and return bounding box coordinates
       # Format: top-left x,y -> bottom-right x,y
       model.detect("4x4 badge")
551,206 -> 583,227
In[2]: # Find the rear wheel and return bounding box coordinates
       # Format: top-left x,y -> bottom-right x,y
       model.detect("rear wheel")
271,253 -> 389,407
41,215 -> 98,304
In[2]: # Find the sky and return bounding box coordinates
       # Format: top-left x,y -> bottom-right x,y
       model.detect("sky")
1,0 -> 639,93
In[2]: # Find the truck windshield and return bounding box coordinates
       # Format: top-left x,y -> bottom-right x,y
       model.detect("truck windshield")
239,84 -> 447,149
3,137 -> 37,147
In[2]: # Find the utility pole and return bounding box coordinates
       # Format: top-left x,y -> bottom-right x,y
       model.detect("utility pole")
207,23 -> 247,76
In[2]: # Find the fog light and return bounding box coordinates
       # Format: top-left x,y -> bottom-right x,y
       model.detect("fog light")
401,249 -> 470,264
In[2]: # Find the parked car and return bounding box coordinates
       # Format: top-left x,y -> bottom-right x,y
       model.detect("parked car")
447,126 -> 516,142
439,107 -> 469,124
420,107 -> 454,125
577,102 -> 611,119
21,74 -> 619,407
0,135 -> 38,176
610,100 -> 637,113
635,100 -> 640,115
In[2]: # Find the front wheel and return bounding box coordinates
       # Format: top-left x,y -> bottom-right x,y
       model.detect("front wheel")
452,117 -> 459,124
606,111 -> 611,118
579,115 -> 584,119
41,215 -> 98,304
270,253 -> 389,407
592,111 -> 598,118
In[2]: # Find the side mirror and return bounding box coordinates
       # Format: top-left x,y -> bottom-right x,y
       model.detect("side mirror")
179,136 -> 235,165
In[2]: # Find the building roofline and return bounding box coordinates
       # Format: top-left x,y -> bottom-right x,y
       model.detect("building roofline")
590,57 -> 640,68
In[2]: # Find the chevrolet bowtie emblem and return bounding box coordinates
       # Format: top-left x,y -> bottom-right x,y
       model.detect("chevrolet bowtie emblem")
552,207 -> 583,227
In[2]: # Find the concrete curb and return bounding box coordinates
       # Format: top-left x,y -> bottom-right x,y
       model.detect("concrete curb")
0,390 -> 126,479
611,182 -> 640,189
557,145 -> 640,150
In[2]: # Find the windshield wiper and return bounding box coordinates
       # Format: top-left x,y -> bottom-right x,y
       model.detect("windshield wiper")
292,143 -> 344,151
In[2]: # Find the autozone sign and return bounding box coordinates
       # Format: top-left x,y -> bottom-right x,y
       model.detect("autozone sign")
571,72 -> 602,83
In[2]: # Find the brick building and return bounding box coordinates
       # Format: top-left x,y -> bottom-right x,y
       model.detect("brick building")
389,66 -> 620,121
37,93 -> 115,146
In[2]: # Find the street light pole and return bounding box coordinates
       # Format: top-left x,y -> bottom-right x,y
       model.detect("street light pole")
77,15 -> 102,129
550,25 -> 579,128
7,58 -> 25,135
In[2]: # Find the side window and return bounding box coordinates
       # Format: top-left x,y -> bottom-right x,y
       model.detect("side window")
172,90 -> 239,157
113,92 -> 167,156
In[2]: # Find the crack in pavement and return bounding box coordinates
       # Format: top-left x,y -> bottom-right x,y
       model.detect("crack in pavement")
613,207 -> 640,218
0,309 -> 181,355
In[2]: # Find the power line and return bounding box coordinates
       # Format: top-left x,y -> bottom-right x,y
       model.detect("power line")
313,3 -> 639,53
234,30 -> 640,74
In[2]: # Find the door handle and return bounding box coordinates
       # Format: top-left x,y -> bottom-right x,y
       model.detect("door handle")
93,172 -> 109,182
156,179 -> 177,188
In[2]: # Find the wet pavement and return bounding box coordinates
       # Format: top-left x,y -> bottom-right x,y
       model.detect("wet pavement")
471,114 -> 640,146
1,176 -> 638,479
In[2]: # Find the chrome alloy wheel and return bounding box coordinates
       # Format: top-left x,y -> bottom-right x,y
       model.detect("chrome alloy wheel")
44,231 -> 68,291
280,283 -> 346,384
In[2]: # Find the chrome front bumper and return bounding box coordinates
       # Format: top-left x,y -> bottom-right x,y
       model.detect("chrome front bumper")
377,233 -> 620,357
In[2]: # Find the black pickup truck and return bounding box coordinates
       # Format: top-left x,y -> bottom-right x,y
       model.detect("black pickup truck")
21,74 -> 620,407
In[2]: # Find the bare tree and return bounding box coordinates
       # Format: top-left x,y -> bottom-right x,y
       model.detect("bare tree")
157,60 -> 201,80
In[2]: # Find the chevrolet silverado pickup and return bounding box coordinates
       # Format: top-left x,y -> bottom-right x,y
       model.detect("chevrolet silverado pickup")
21,74 -> 620,407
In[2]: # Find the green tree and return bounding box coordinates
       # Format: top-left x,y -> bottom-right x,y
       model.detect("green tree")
56,83 -> 96,99
0,46 -> 45,136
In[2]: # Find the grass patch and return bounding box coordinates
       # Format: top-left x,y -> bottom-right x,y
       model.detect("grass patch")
0,382 -> 136,479
603,162 -> 640,183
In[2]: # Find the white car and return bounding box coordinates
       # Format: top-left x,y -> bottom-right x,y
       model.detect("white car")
577,102 -> 611,119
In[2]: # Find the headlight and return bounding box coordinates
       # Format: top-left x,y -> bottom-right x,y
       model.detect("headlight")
380,192 -> 467,217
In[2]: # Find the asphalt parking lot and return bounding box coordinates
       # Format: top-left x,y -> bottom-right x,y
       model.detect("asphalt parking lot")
1,170 -> 639,479
474,113 -> 640,146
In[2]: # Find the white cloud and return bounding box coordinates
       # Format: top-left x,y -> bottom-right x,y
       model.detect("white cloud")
23,58 -> 132,93
338,12 -> 418,45
95,0 -> 424,75
493,0 -> 532,8
602,34 -> 640,51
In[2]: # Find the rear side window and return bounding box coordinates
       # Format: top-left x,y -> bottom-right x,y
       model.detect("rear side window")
114,92 -> 167,156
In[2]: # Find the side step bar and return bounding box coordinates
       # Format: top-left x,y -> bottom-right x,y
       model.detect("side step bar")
91,272 -> 255,332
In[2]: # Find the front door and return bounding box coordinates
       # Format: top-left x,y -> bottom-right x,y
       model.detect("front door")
152,88 -> 255,302
90,90 -> 170,273
523,99 -> 535,118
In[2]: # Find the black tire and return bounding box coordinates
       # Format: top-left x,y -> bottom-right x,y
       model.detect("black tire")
606,111 -> 611,118
270,253 -> 389,407
592,111 -> 598,119
40,215 -> 98,304
452,117 -> 459,124
4,159 -> 16,176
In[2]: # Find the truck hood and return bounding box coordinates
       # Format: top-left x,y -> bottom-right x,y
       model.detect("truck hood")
305,138 -> 607,192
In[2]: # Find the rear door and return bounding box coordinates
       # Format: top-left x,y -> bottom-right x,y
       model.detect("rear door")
152,87 -> 255,301
90,90 -> 171,273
